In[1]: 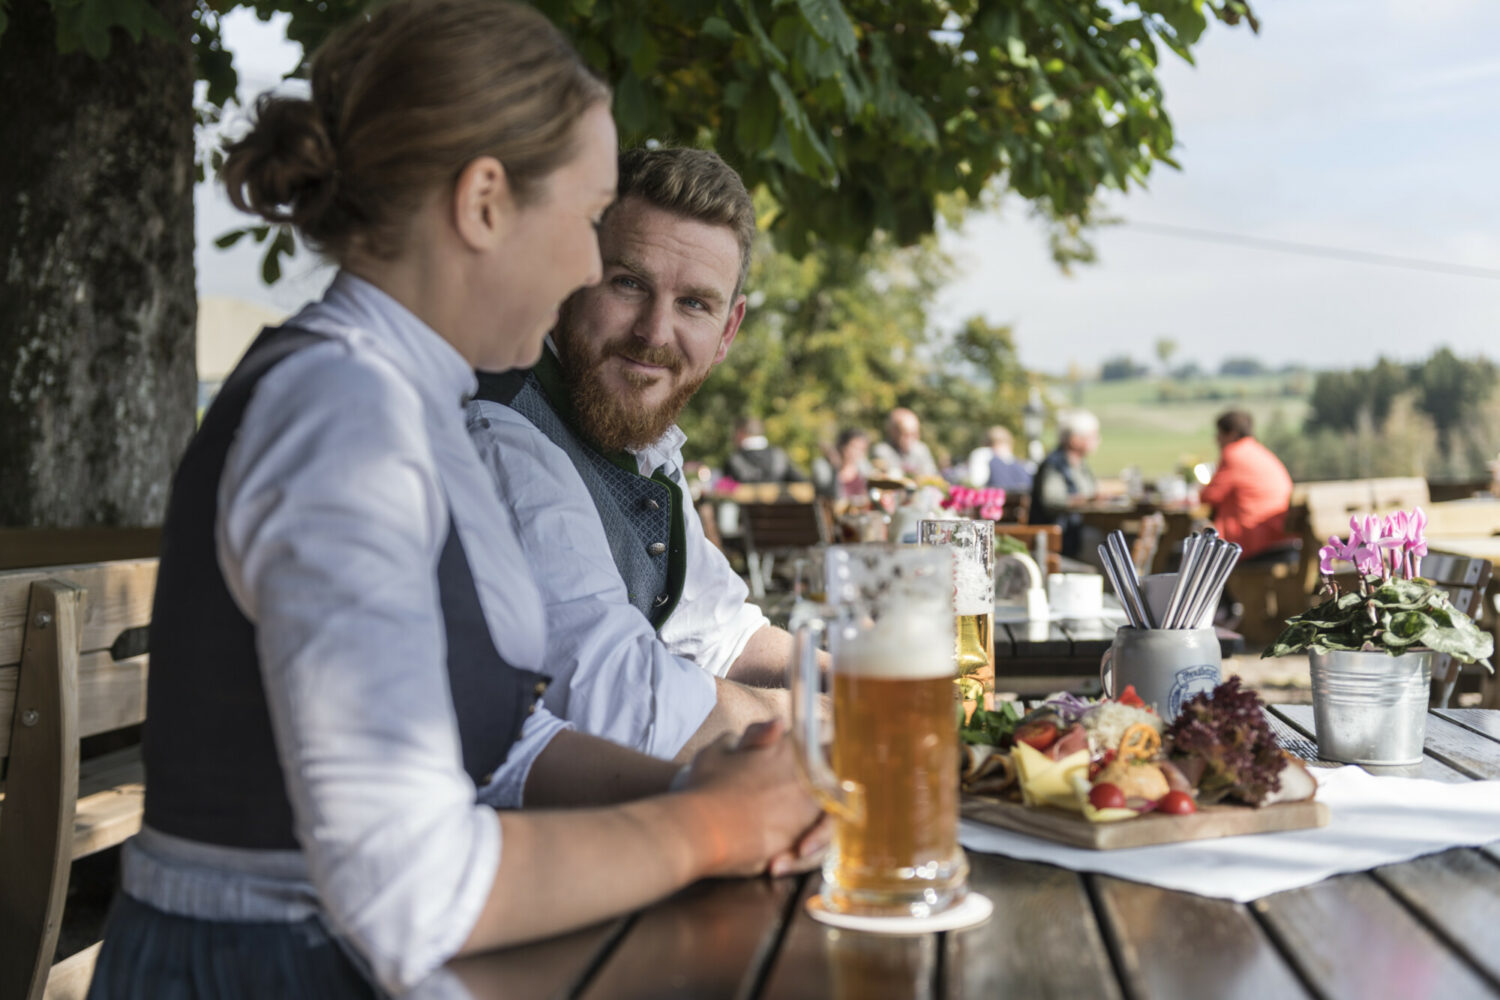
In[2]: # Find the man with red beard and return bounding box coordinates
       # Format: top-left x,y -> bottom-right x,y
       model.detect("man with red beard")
466,148 -> 798,761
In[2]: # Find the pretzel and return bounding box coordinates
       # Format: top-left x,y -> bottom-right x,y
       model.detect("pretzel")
1118,723 -> 1161,762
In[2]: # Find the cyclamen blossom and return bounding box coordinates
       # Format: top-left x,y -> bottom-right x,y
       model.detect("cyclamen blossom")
1324,506 -> 1429,582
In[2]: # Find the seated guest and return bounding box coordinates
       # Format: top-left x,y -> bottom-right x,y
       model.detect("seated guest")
967,425 -> 1032,491
1199,409 -> 1295,558
870,407 -> 939,479
813,427 -> 872,499
468,147 -> 811,752
725,417 -> 807,484
1030,410 -> 1101,558
86,7 -> 822,998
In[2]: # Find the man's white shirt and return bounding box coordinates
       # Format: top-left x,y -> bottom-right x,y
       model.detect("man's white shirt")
467,394 -> 769,758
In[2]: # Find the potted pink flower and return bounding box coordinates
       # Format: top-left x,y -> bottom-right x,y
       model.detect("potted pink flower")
1263,507 -> 1492,764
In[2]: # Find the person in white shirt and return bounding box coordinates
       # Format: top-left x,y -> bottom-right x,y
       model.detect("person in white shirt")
87,5 -> 822,999
467,148 -> 814,760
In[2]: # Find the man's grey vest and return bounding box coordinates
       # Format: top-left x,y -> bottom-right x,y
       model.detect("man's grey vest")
474,356 -> 686,628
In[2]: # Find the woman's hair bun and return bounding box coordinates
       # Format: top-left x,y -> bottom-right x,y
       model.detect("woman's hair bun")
221,94 -> 340,232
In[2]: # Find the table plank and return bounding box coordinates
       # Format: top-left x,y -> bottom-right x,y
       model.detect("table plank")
445,919 -> 628,1000
1271,706 -> 1474,782
1372,848 -> 1500,987
579,876 -> 798,1000
948,855 -> 1121,999
1091,877 -> 1311,1000
1255,872 -> 1500,999
756,879 -> 939,1000
1417,712 -> 1500,779
1001,621 -> 1072,658
1435,708 -> 1500,743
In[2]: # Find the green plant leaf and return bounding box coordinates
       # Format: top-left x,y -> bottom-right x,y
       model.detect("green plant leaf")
795,0 -> 857,56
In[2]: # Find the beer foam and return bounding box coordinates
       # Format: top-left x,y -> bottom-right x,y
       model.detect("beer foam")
953,559 -> 993,615
832,610 -> 956,679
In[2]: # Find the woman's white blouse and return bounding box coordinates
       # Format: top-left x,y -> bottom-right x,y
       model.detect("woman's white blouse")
121,271 -> 569,994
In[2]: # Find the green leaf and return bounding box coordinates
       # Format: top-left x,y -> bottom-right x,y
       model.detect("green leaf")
732,0 -> 788,71
214,228 -> 249,249
702,15 -> 735,42
794,0 -> 857,57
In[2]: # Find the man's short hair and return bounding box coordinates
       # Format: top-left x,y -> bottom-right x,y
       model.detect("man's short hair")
1216,409 -> 1254,441
614,147 -> 756,298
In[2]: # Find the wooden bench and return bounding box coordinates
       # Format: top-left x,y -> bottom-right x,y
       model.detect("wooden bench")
740,501 -> 834,597
0,558 -> 156,1000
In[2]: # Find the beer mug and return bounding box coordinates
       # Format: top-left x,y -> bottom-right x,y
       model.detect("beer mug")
792,545 -> 969,918
919,518 -> 995,689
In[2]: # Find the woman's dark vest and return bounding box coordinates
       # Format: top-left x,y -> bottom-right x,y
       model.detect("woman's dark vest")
143,326 -> 548,850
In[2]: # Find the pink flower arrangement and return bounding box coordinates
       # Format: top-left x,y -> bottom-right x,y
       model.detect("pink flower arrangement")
1318,507 -> 1428,581
941,486 -> 1006,522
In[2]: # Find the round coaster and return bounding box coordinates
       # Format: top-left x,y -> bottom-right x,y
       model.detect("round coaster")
805,891 -> 993,934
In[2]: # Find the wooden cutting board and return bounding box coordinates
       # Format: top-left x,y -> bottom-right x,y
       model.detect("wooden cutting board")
962,795 -> 1329,850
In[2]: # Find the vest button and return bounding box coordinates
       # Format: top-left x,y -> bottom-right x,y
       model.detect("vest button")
648,542 -> 667,556
647,499 -> 661,510
479,771 -> 495,785
533,680 -> 548,696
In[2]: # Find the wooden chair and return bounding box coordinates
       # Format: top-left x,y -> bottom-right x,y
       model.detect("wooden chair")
740,501 -> 834,597
1421,551 -> 1492,708
1129,513 -> 1166,578
998,492 -> 1031,525
0,558 -> 156,1000
994,524 -> 1062,576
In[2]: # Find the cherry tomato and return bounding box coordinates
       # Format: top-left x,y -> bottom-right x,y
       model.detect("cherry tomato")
1158,790 -> 1198,815
1014,720 -> 1059,751
1088,748 -> 1117,781
1117,684 -> 1146,708
1089,782 -> 1126,810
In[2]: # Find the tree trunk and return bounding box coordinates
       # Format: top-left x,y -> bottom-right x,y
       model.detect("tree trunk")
0,0 -> 197,527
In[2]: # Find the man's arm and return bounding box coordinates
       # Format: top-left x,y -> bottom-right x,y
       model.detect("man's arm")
673,675 -> 789,761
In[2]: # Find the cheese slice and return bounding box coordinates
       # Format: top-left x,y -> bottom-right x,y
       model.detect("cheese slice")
1013,742 -> 1091,812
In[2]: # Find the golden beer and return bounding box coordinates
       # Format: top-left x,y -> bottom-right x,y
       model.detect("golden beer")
955,610 -> 994,681
793,544 -> 969,919
826,670 -> 965,912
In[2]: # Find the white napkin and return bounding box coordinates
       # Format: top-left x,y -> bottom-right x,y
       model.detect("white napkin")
960,766 -> 1500,902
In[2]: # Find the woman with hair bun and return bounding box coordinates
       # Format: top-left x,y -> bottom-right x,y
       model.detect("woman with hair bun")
86,2 -> 822,997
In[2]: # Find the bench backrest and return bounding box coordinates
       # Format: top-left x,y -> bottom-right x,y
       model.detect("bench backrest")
0,558 -> 156,1000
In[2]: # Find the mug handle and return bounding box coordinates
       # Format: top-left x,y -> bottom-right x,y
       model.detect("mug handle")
791,616 -> 863,824
1099,644 -> 1115,699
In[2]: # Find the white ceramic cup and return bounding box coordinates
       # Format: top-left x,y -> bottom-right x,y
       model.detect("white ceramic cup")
1046,573 -> 1103,618
1141,573 -> 1213,629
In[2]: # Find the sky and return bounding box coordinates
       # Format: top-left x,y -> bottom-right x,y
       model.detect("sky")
194,0 -> 1500,375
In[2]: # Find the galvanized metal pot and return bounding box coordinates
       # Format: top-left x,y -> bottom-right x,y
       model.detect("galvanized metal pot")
1308,650 -> 1432,765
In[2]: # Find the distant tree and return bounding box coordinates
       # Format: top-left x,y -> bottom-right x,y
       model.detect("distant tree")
1412,348 -> 1496,458
1099,356 -> 1149,382
1154,337 -> 1178,374
1218,357 -> 1266,377
1169,361 -> 1202,381
677,234 -> 1029,471
0,0 -> 1259,525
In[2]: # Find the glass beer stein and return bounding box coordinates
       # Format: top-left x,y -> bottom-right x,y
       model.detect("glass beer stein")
792,544 -> 969,918
919,518 -> 995,692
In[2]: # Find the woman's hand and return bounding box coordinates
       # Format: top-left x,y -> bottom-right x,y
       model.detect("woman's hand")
679,719 -> 826,878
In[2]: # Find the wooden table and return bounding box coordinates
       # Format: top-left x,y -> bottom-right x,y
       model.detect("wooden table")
445,708 -> 1500,1000
993,605 -> 1246,695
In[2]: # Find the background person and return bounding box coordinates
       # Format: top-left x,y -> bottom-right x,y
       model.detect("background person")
1030,410 -> 1101,558
870,406 -> 939,479
1199,409 -> 1295,558
813,427 -> 872,499
87,7 -> 821,998
725,416 -> 807,484
967,425 -> 1032,492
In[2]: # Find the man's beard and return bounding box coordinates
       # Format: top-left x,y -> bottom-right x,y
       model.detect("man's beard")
555,312 -> 712,453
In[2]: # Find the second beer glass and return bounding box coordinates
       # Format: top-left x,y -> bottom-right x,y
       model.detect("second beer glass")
919,518 -> 995,693
792,545 -> 969,918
